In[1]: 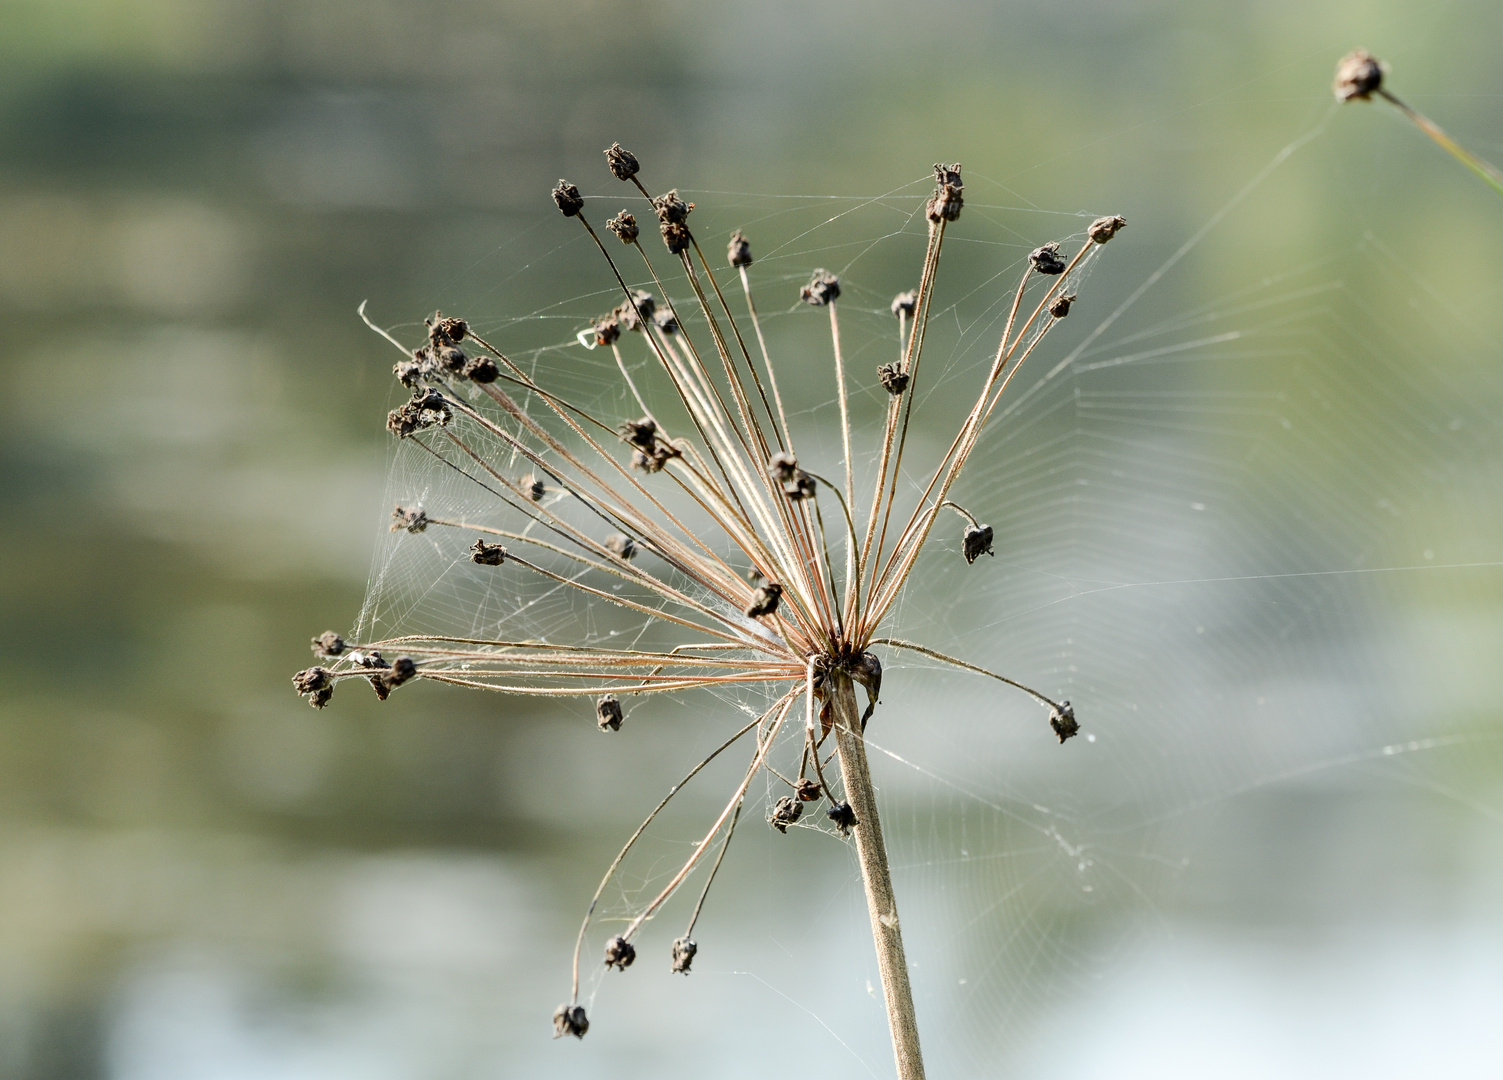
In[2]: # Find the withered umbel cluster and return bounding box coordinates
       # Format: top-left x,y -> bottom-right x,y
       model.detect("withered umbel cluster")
299,145 -> 1122,1079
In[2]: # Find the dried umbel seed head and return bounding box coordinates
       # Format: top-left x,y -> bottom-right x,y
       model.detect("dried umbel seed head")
621,416 -> 658,450
605,209 -> 639,244
311,631 -> 345,657
386,388 -> 451,438
727,229 -> 752,268
596,694 -> 624,732
1050,701 -> 1080,744
590,314 -> 621,348
826,801 -> 859,837
877,362 -> 910,396
470,539 -> 506,565
927,162 -> 964,224
794,778 -> 822,802
963,523 -> 994,564
551,179 -> 584,217
603,142 -> 640,181
891,290 -> 918,318
292,667 -> 333,708
652,189 -> 693,226
427,312 -> 468,344
1334,48 -> 1383,102
768,795 -> 802,833
603,935 -> 636,971
553,1003 -> 589,1039
391,505 -> 430,534
670,936 -> 697,974
1029,243 -> 1067,276
462,354 -> 498,383
1087,214 -> 1127,244
745,581 -> 782,618
605,533 -> 636,560
522,473 -> 545,501
1049,293 -> 1076,318
652,307 -> 678,335
659,220 -> 691,255
800,269 -> 840,306
615,289 -> 655,331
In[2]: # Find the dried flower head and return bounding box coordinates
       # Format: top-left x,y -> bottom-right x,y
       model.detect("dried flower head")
800,270 -> 840,306
1087,215 -> 1127,244
311,631 -> 345,657
604,142 -> 640,181
315,147 -> 1105,1060
1334,48 -> 1384,102
606,210 -> 639,244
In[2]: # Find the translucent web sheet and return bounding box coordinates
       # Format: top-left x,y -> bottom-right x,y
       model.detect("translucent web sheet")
350,122 -> 1503,1073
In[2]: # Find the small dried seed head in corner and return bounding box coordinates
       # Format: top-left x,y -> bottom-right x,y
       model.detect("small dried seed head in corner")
1087,215 -> 1127,244
603,935 -> 636,971
800,270 -> 840,306
1049,293 -> 1076,319
1334,49 -> 1384,102
768,795 -> 802,833
1050,701 -> 1080,744
552,179 -> 584,217
1029,243 -> 1067,275
826,801 -> 859,837
727,229 -> 752,268
963,523 -> 995,564
605,210 -> 639,244
470,539 -> 506,566
670,936 -> 697,974
553,1003 -> 589,1039
596,695 -> 624,732
604,142 -> 640,181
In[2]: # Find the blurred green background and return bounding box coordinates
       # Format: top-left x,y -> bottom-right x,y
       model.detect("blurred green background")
2,1 -> 1501,1077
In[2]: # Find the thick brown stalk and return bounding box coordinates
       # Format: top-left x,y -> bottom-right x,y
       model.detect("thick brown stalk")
829,671 -> 925,1080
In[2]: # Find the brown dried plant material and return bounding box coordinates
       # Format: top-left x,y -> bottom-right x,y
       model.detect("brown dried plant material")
553,1003 -> 589,1039
591,314 -> 622,348
615,289 -> 655,331
962,523 -> 994,564
292,667 -> 333,708
1049,293 -> 1076,318
552,179 -> 584,217
652,189 -> 693,226
825,800 -> 858,837
890,290 -> 918,317
470,539 -> 506,566
768,795 -> 802,833
428,312 -> 468,343
311,631 -> 345,657
669,936 -> 697,974
605,533 -> 636,560
1029,242 -> 1067,275
659,220 -> 691,255
604,142 -> 640,181
877,362 -> 911,396
603,935 -> 636,970
1087,215 -> 1127,244
800,270 -> 840,306
606,210 -> 639,243
1333,49 -> 1384,102
926,162 -> 964,224
745,582 -> 783,618
1049,701 -> 1080,743
794,778 -> 822,802
596,695 -> 624,732
390,505 -> 430,534
727,229 -> 752,268
386,389 -> 451,438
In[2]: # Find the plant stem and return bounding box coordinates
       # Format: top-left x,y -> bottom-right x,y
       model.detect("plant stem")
829,670 -> 926,1080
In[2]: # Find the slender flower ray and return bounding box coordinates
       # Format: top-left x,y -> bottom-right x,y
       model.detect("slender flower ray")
297,150 -> 1121,1078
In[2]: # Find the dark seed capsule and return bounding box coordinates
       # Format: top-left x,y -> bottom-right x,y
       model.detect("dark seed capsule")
553,1003 -> 589,1039
652,307 -> 678,335
428,312 -> 468,343
1029,243 -> 1067,276
1049,293 -> 1076,319
1087,215 -> 1127,244
926,162 -> 964,224
606,209 -> 639,243
877,362 -> 910,396
652,189 -> 693,225
659,220 -> 691,255
604,142 -> 639,181
727,229 -> 752,268
590,314 -> 621,348
767,452 -> 799,485
670,936 -> 697,974
745,582 -> 782,618
1333,49 -> 1383,102
605,533 -> 635,560
621,416 -> 658,450
768,794 -> 802,833
794,778 -> 822,802
311,631 -> 345,658
522,474 -> 545,501
596,694 -> 623,732
379,657 -> 417,694
462,354 -> 498,383
552,179 -> 584,217
826,801 -> 859,836
1050,701 -> 1080,744
603,935 -> 636,971
891,290 -> 918,318
800,269 -> 840,306
963,523 -> 994,564
470,539 -> 506,565
615,289 -> 655,330
292,667 -> 333,708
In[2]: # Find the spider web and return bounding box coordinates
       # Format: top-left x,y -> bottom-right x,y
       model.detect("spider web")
350,116 -> 1503,1077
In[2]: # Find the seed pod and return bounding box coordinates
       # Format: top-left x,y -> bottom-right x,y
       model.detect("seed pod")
1050,701 -> 1080,744
1049,293 -> 1076,318
800,269 -> 840,306
605,210 -> 639,243
621,416 -> 658,450
433,343 -> 467,374
767,452 -> 799,485
1087,215 -> 1126,244
826,801 -> 858,837
794,778 -> 822,802
292,667 -> 333,708
605,533 -> 635,560
596,694 -> 623,732
553,1003 -> 589,1039
890,290 -> 918,317
379,656 -> 417,694
652,189 -> 693,226
603,935 -> 636,971
428,313 -> 468,343
615,289 -> 655,330
461,354 -> 498,383
926,162 -> 964,224
386,389 -> 451,438
552,179 -> 584,217
603,142 -> 640,181
590,314 -> 621,348
652,307 -> 678,335
522,474 -> 545,501
311,631 -> 345,658
1029,243 -> 1067,276
877,362 -> 910,396
852,650 -> 883,729
745,582 -> 782,618
768,795 -> 802,833
963,523 -> 994,564
390,505 -> 430,534
470,539 -> 506,565
393,355 -> 424,388
1333,49 -> 1383,102
670,936 -> 697,974
727,229 -> 752,268
660,220 -> 691,255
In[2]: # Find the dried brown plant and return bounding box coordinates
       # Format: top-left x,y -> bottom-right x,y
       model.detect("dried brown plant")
295,149 -> 1122,1079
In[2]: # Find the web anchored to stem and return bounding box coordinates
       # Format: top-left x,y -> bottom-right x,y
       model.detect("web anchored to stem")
293,148 -> 1122,1079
